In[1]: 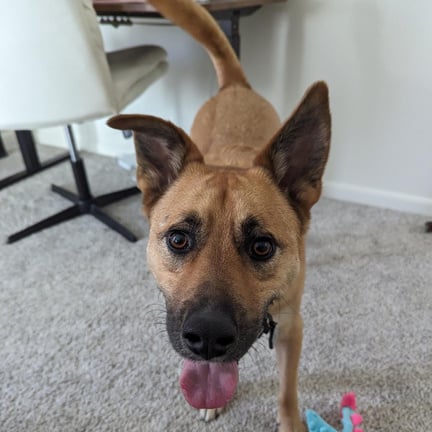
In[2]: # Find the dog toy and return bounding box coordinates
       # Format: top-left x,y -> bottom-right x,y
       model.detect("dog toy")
306,393 -> 364,432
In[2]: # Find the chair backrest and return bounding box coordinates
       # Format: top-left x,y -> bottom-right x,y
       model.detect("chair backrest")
0,0 -> 118,130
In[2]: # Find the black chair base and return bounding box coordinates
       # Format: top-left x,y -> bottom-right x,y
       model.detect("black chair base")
0,130 -> 69,190
7,158 -> 140,244
0,134 -> 7,158
0,153 -> 70,190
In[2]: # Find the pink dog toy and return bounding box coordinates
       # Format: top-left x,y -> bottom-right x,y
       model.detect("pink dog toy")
306,392 -> 364,432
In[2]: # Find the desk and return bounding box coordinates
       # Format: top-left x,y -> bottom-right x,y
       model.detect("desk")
93,0 -> 285,57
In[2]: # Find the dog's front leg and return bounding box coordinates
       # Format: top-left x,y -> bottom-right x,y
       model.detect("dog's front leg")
274,311 -> 305,432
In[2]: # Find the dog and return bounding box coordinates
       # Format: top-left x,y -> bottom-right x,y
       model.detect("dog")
108,1 -> 331,430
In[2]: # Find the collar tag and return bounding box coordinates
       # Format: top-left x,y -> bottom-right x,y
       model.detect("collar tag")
260,313 -> 277,349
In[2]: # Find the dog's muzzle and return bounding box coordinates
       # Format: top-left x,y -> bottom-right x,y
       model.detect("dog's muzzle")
182,305 -> 237,360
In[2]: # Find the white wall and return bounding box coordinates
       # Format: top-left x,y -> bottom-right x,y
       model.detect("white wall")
37,0 -> 432,215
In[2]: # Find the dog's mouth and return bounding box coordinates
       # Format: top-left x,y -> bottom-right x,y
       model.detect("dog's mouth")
179,359 -> 238,409
165,295 -> 276,410
177,313 -> 276,409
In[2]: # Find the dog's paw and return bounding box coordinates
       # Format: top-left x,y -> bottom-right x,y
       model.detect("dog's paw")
200,407 -> 224,422
277,415 -> 306,432
278,421 -> 306,432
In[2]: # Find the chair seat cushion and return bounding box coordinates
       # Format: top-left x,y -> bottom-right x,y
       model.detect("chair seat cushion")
107,45 -> 168,109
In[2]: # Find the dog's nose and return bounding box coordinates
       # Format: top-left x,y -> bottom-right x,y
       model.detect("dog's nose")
182,307 -> 237,360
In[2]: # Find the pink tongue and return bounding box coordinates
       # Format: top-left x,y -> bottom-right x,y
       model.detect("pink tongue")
179,360 -> 239,409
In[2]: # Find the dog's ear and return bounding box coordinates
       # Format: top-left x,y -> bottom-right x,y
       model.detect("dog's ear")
254,81 -> 331,220
108,114 -> 203,215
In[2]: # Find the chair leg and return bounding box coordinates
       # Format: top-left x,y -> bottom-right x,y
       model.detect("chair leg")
90,205 -> 138,242
426,221 -> 432,233
0,131 -> 69,190
0,134 -> 7,158
93,186 -> 139,207
7,205 -> 82,244
52,184 -> 80,204
6,125 -> 140,244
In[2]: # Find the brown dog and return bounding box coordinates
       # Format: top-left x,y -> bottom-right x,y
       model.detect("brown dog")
108,1 -> 331,430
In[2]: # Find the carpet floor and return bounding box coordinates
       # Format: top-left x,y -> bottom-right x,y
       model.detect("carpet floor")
1,140 -> 431,431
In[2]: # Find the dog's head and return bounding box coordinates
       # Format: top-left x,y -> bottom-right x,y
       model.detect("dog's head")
108,82 -> 330,406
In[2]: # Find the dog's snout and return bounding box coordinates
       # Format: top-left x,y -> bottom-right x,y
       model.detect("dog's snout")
182,307 -> 237,360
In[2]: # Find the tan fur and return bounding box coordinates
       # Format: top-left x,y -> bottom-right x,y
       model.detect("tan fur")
108,1 -> 331,431
144,0 -> 249,89
191,87 -> 281,167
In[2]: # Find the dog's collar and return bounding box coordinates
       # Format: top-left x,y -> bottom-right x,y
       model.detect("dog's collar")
259,313 -> 277,349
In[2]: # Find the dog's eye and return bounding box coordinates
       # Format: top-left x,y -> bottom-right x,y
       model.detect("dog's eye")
167,231 -> 192,253
249,237 -> 275,261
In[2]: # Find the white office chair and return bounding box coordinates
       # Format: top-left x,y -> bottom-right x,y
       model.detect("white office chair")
0,0 -> 167,244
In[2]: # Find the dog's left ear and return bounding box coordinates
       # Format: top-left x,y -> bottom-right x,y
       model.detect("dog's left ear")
254,81 -> 331,217
108,114 -> 203,215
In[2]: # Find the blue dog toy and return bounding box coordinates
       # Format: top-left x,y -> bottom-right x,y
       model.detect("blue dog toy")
306,393 -> 364,432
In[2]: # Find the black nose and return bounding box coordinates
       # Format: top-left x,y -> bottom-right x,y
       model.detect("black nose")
182,306 -> 237,360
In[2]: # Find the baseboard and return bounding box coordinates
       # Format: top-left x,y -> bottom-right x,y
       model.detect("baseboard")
323,181 -> 432,216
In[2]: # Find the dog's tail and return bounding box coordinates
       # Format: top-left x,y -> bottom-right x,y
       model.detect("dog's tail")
147,0 -> 250,89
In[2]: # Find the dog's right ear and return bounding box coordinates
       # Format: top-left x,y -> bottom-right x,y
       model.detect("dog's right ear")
108,114 -> 203,215
254,82 -> 331,224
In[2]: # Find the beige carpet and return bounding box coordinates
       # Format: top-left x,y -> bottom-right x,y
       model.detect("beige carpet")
1,139 -> 431,431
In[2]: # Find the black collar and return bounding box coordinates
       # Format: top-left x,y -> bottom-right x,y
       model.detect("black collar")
259,313 -> 277,349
